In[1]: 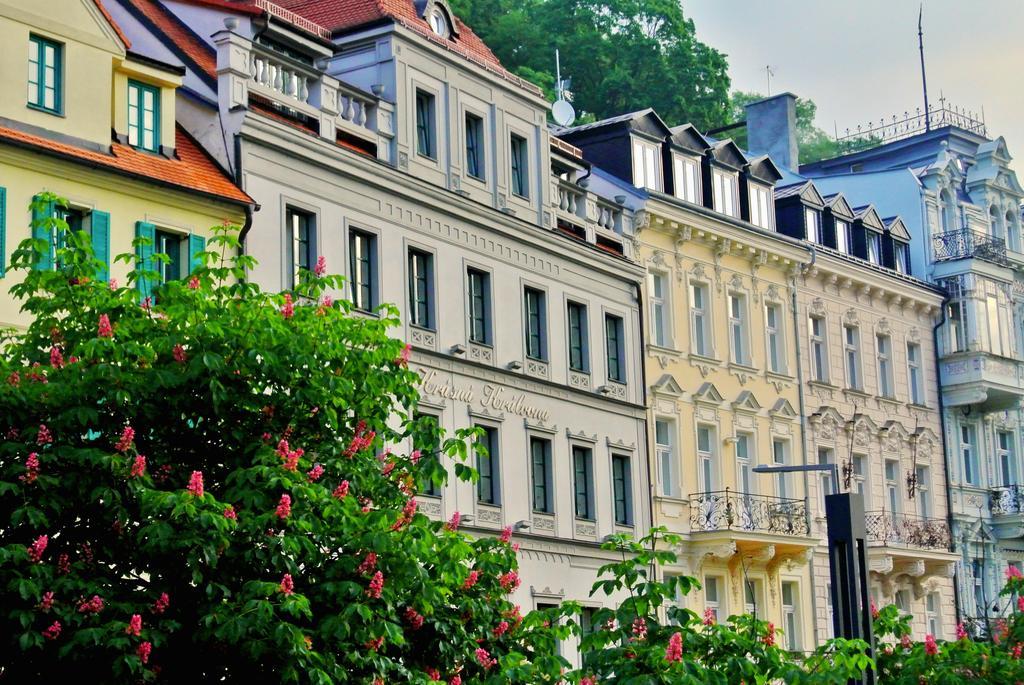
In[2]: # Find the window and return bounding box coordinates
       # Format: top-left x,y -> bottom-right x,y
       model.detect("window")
415,90 -> 436,159
998,431 -> 1016,487
744,579 -> 763,617
465,113 -> 484,180
650,272 -> 669,347
773,439 -> 790,498
567,302 -> 589,372
908,343 -> 924,405
877,334 -> 894,398
973,559 -> 986,615
895,242 -> 911,274
349,230 -> 377,312
961,424 -> 978,486
809,316 -> 828,382
530,437 -> 553,513
612,454 -> 632,525
940,190 -> 956,233
712,169 -> 737,217
690,281 -> 710,356
510,134 -> 529,198
673,154 -> 699,202
53,206 -> 88,269
28,35 -> 62,113
656,419 -> 677,497
128,80 -> 160,152
851,454 -> 866,496
782,582 -> 801,651
947,300 -> 966,353
632,139 -> 660,191
414,413 -> 442,497
155,230 -> 182,284
884,459 -> 900,515
894,590 -> 910,614
916,465 -> 931,518
573,446 -> 594,520
467,268 -> 491,344
286,207 -> 314,289
818,447 -> 834,512
926,592 -> 941,637
605,314 -> 625,383
805,207 -> 822,243
866,231 -> 881,264
844,325 -> 861,389
749,184 -> 773,229
408,248 -> 434,329
427,6 -> 450,37
704,576 -> 723,622
476,425 -> 499,504
697,425 -> 717,492
736,433 -> 754,495
524,287 -> 547,360
835,220 -> 850,253
986,294 -> 1011,357
728,293 -> 747,365
765,303 -> 784,373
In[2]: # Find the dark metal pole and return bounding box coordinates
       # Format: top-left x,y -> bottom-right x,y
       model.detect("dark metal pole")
918,4 -> 931,131
827,491 -> 876,685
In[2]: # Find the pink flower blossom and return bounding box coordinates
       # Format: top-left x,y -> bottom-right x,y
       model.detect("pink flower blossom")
493,620 -> 510,637
957,622 -> 969,640
357,552 -> 378,575
396,343 -> 412,367
446,511 -> 461,532
1014,643 -> 1023,660
37,424 -> 52,445
42,621 -> 61,640
276,439 -> 304,471
665,631 -> 683,662
462,570 -> 479,590
50,346 -> 64,369
1008,564 -> 1023,579
924,633 -> 938,656
763,622 -> 776,647
141,296 -> 152,312
314,255 -> 327,277
152,593 -> 170,614
39,591 -> 54,611
187,471 -> 204,498
8,371 -> 21,386
499,571 -> 520,592
281,293 -> 294,319
223,505 -> 237,520
425,667 -> 441,681
450,677 -> 462,685
173,344 -> 187,363
475,647 -> 496,670
702,607 -> 716,626
319,295 -> 333,309
275,494 -> 292,519
405,606 -> 425,630
109,278 -> 119,290
188,276 -> 200,290
57,554 -> 70,575
870,600 -> 879,620
130,455 -> 146,478
580,677 -> 597,685
499,526 -> 512,544
137,641 -> 152,664
631,617 -> 648,641
98,314 -> 113,338
280,573 -> 294,596
115,426 -> 135,452
27,535 -> 48,563
344,421 -> 375,458
78,595 -> 104,614
126,614 -> 142,636
307,464 -> 324,482
365,636 -> 384,652
366,570 -> 384,598
21,452 -> 40,484
333,481 -> 350,499
410,449 -> 422,465
901,634 -> 912,649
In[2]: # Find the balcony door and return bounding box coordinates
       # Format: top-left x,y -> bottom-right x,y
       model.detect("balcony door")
735,433 -> 755,529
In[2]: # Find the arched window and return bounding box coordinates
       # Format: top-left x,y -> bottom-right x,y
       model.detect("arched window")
940,189 -> 956,233
990,205 -> 1003,240
427,6 -> 451,38
1007,209 -> 1020,251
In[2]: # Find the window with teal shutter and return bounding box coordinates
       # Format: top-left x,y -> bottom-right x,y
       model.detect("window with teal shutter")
0,187 -> 6,277
90,210 -> 110,281
188,234 -> 205,273
31,194 -> 55,270
135,221 -> 156,299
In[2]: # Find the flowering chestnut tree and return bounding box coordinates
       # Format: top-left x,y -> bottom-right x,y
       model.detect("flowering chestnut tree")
0,195 -> 569,683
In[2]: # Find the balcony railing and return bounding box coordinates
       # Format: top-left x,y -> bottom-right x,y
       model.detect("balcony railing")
864,511 -> 952,550
933,229 -> 1007,266
991,485 -> 1024,515
689,489 -> 809,536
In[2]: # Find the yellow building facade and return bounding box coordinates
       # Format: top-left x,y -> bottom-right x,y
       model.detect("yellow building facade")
0,0 -> 250,328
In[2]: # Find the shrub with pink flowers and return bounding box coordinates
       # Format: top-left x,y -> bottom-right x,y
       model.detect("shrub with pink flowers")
0,195 -> 567,683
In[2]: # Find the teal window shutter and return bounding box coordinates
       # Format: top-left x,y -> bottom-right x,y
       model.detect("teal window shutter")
31,194 -> 54,271
188,234 -> 206,273
0,187 -> 6,277
91,210 -> 111,281
135,220 -> 156,299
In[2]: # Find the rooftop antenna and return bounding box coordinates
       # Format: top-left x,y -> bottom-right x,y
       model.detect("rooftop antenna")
551,49 -> 576,127
765,65 -> 775,96
918,4 -> 931,131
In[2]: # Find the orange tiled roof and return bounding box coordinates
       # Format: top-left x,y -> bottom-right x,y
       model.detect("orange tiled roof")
124,0 -> 219,81
94,0 -> 133,49
0,124 -> 252,205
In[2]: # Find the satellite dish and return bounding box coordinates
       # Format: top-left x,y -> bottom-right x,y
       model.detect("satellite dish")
552,99 -> 576,127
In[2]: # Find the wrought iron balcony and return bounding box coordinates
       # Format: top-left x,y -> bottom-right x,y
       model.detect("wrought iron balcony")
864,511 -> 952,550
689,489 -> 809,536
933,229 -> 1007,266
991,485 -> 1024,515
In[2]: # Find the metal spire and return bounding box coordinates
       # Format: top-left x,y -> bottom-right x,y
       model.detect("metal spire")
918,4 -> 931,131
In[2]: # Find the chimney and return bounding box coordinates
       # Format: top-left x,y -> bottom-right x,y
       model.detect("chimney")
745,93 -> 799,171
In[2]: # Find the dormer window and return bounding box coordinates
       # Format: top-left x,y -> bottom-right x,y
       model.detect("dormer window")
673,153 -> 700,203
835,220 -> 850,253
128,80 -> 160,152
712,168 -> 738,218
632,139 -> 661,191
866,231 -> 882,264
804,207 -> 822,243
428,6 -> 451,38
749,183 -> 773,230
895,242 -> 910,274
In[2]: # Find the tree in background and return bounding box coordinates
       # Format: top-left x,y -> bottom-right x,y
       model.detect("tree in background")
0,195 -> 570,683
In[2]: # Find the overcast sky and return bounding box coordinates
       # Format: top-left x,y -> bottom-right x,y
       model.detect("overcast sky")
685,0 -> 1024,158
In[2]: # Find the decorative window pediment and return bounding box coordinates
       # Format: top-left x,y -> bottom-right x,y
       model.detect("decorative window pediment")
651,373 -> 684,398
884,216 -> 911,241
824,193 -> 855,221
417,0 -> 460,39
769,398 -> 797,418
733,390 -> 761,412
693,382 -> 724,404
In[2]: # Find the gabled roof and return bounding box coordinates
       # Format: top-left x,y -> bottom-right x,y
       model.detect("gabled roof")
0,123 -> 251,205
650,373 -> 683,397
733,390 -> 761,412
693,382 -> 724,403
561,108 -> 672,141
769,398 -> 797,418
95,0 -> 133,48
708,139 -> 746,170
122,0 -> 219,83
774,180 -> 824,206
883,216 -> 911,242
668,123 -> 709,155
822,192 -> 855,220
852,204 -> 885,231
745,154 -> 783,185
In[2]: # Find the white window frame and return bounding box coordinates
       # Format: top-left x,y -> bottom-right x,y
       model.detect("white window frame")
712,168 -> 738,217
817,447 -> 834,513
916,465 -> 931,518
998,431 -> 1016,487
961,424 -> 978,486
782,581 -> 801,651
926,592 -> 940,637
876,333 -> 894,398
773,438 -> 790,498
704,575 -> 724,622
884,459 -> 901,515
805,207 -> 822,243
844,325 -> 862,390
672,153 -> 700,203
697,424 -> 718,493
655,418 -> 678,498
835,219 -> 850,253
851,454 -> 867,496
735,432 -> 755,495
866,231 -> 882,264
690,280 -> 711,356
907,342 -> 924,405
765,302 -> 785,374
749,183 -> 773,229
632,138 -> 661,191
650,271 -> 671,348
809,315 -> 829,383
728,292 -> 748,365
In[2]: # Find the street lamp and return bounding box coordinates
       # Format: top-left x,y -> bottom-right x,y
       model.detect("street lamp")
753,463 -> 875,685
